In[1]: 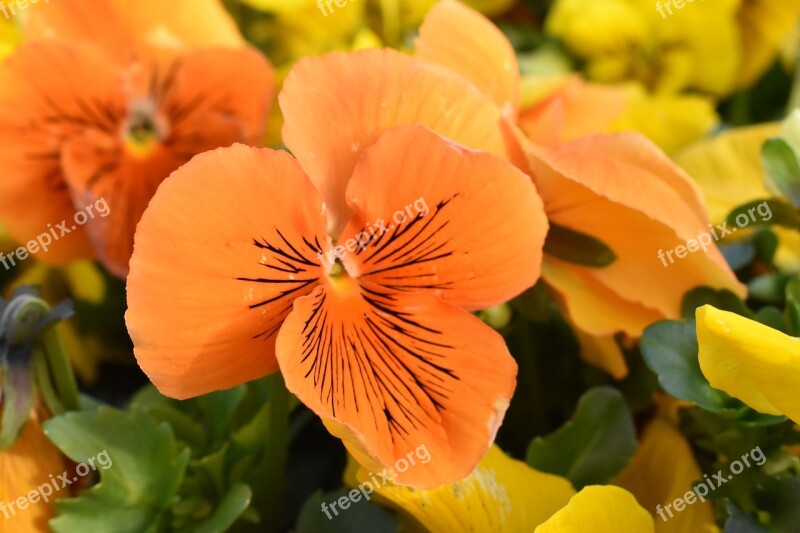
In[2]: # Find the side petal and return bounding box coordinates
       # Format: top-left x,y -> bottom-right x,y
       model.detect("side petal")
414,0 -> 519,117
346,445 -> 576,532
0,42 -> 123,264
126,144 -> 329,399
0,412 -> 66,532
25,0 -> 243,61
280,49 -> 506,234
615,419 -> 717,533
674,123 -> 777,224
276,280 -> 518,488
341,125 -> 547,311
696,305 -> 800,422
535,485 -> 655,533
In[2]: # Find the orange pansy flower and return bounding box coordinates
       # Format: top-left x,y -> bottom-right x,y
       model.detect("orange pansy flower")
126,125 -> 547,489
0,0 -> 274,277
411,0 -> 744,375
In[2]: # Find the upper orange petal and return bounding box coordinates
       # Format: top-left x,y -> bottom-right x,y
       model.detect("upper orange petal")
126,144 -> 329,399
276,278 -> 517,489
518,76 -> 626,146
414,0 -> 519,118
0,41 -> 122,264
24,0 -> 243,62
279,49 -> 507,236
339,125 -> 547,311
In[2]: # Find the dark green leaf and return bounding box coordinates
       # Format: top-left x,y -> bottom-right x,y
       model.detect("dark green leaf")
761,138 -> 800,207
193,483 -> 252,533
681,288 -> 753,321
526,387 -> 637,489
44,407 -> 190,533
544,224 -> 616,267
748,273 -> 791,304
296,489 -> 399,533
641,320 -> 732,412
726,199 -> 800,231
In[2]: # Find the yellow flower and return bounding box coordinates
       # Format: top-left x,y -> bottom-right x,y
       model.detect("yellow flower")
345,445 -> 653,532
696,305 -> 800,424
610,83 -> 719,155
615,419 -> 718,532
535,486 -> 655,533
674,122 -> 800,272
546,0 -> 741,97
0,411 -> 67,532
0,6 -> 20,62
736,0 -> 800,88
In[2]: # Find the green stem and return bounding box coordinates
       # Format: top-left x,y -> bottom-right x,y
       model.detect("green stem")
33,346 -> 65,415
262,373 -> 290,532
39,324 -> 80,411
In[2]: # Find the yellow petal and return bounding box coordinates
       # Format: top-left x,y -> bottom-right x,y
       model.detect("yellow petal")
615,419 -> 718,533
674,123 -> 778,224
696,305 -> 800,422
346,445 -> 576,532
737,0 -> 800,88
611,83 -> 719,155
534,485 -> 655,533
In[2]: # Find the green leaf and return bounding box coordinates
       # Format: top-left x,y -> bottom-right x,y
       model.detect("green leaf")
748,273 -> 791,304
526,387 -> 637,489
296,489 -> 399,533
762,138 -> 800,207
44,407 -> 190,533
192,483 -> 252,533
719,240 -> 757,271
681,288 -> 753,321
510,283 -> 553,324
0,360 -> 33,450
640,320 -> 732,412
543,224 -> 616,267
726,199 -> 800,231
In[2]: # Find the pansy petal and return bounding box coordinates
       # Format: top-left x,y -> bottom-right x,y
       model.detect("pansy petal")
414,0 -> 519,117
615,419 -> 717,532
535,485 -> 655,533
340,125 -> 546,311
346,445 -> 575,532
25,0 -> 243,61
61,48 -> 274,276
0,412 -> 66,532
276,279 -> 517,488
0,42 -> 123,264
696,305 -> 800,422
280,49 -> 506,234
520,132 -> 745,329
126,144 -> 329,399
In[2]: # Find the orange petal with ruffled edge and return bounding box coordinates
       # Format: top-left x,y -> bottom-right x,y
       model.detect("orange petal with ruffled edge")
24,0 -> 243,62
340,125 -> 547,310
126,144 -> 329,399
61,47 -> 274,276
516,131 -> 745,333
280,49 -> 506,235
276,279 -> 517,489
414,0 -> 519,118
0,42 -> 121,264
